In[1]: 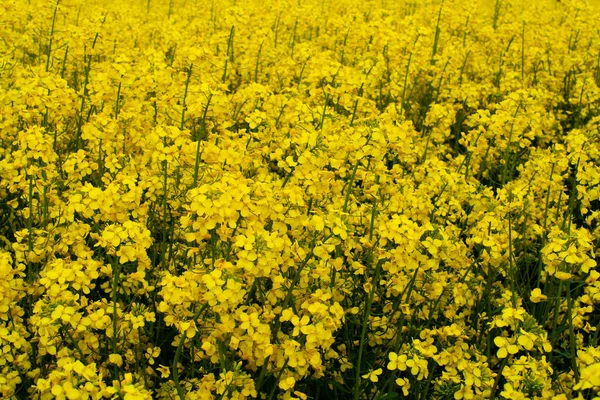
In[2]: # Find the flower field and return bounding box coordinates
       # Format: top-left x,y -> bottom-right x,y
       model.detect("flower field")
1,0 -> 600,398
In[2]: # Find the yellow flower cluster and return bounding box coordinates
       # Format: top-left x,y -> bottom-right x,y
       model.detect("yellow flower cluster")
1,0 -> 600,398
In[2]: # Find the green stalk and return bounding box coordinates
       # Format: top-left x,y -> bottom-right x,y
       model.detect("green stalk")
161,148 -> 168,269
493,0 -> 502,30
296,56 -> 311,89
267,359 -> 290,400
46,0 -> 60,72
430,1 -> 443,65
501,101 -> 522,186
340,28 -> 350,65
521,22 -> 526,83
222,26 -> 235,82
562,148 -> 583,232
353,260 -> 383,400
41,186 -> 49,226
254,41 -> 264,83
275,103 -> 286,129
74,32 -> 99,150
64,327 -> 85,360
508,208 -> 517,306
462,16 -> 470,48
419,361 -> 436,400
343,160 -> 360,213
27,174 -> 34,259
420,127 -> 433,164
193,93 -> 212,186
137,327 -> 149,389
534,162 -> 555,318
490,357 -> 509,399
115,81 -> 122,118
111,257 -> 121,381
350,99 -> 359,127
281,246 -> 316,312
180,64 -> 193,130
549,280 -> 564,365
398,53 -> 412,121
495,35 -> 515,88
173,303 -> 210,400
458,50 -> 470,85
75,3 -> 82,26
281,166 -> 296,188
566,282 -> 579,382
290,17 -> 298,58
273,11 -> 282,48
254,354 -> 272,393
319,94 -> 329,130
368,195 -> 377,242
60,46 -> 69,78
98,138 -> 105,180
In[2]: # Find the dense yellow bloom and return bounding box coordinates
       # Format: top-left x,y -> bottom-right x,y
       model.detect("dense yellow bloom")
2,0 -> 600,398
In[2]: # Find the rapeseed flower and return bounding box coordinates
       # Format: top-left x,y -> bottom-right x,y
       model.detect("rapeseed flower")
3,0 -> 600,398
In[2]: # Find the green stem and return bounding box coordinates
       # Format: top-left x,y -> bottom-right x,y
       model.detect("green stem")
180,64 -> 193,130
501,101 -> 522,186
490,356 -> 509,399
111,258 -> 121,382
319,94 -> 329,130
430,1 -> 443,65
193,93 -> 212,186
46,0 -> 60,72
343,160 -> 360,213
493,0 -> 502,30
222,26 -> 235,82
353,260 -> 383,400
267,359 -> 290,400
115,81 -> 122,118
254,41 -> 264,83
398,53 -> 412,121
173,303 -> 210,400
567,282 -> 580,382
161,153 -> 168,269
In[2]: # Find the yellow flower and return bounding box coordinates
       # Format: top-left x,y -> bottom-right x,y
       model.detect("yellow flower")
395,377 -> 410,396
108,354 -> 123,366
494,337 -> 519,359
279,376 -> 296,391
573,363 -> 600,391
454,384 -> 474,400
530,288 -> 547,303
362,368 -> 383,382
406,354 -> 428,379
280,308 -> 294,322
554,271 -> 572,281
517,331 -> 535,351
387,352 -> 408,371
312,215 -> 325,231
157,365 -> 170,378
